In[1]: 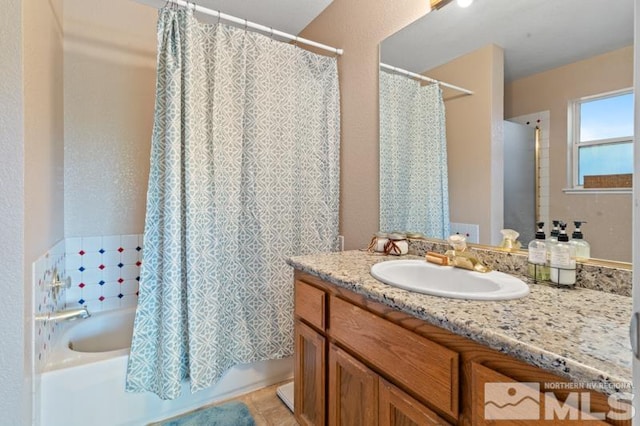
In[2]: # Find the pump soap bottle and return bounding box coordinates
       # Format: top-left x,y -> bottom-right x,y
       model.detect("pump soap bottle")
549,222 -> 576,286
528,222 -> 549,282
570,221 -> 591,261
548,220 -> 560,244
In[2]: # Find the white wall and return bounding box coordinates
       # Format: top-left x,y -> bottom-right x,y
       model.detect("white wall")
0,1 -> 26,423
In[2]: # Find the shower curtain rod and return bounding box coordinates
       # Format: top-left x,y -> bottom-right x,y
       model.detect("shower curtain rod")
158,0 -> 344,56
380,63 -> 474,95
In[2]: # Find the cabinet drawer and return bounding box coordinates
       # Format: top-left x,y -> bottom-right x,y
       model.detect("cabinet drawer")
329,296 -> 459,420
295,280 -> 326,331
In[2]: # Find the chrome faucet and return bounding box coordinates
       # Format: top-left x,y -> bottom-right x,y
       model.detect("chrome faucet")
36,306 -> 91,322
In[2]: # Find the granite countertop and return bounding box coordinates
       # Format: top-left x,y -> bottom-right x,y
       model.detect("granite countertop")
287,250 -> 632,395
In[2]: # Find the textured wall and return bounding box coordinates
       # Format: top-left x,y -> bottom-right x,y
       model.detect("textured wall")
64,0 -> 157,237
506,46 -> 633,262
25,0 -> 65,262
300,0 -> 430,250
22,0 -> 67,422
0,0 -> 25,423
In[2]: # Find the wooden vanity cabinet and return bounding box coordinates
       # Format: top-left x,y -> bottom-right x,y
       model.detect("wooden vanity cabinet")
379,378 -> 452,426
294,320 -> 326,426
328,343 -> 379,425
294,280 -> 327,426
294,272 -> 453,425
470,362 -> 613,426
293,270 -> 628,426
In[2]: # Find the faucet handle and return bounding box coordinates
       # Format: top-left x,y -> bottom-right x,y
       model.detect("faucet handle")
51,276 -> 71,289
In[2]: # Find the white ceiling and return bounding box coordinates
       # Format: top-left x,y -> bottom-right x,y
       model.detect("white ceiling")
135,0 -> 333,36
381,0 -> 634,82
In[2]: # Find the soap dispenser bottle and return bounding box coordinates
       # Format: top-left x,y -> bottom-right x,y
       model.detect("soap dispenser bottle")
570,221 -> 591,261
549,222 -> 576,286
548,220 -> 560,244
528,222 -> 549,282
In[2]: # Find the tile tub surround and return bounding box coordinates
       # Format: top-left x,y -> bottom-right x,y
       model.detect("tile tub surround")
286,250 -> 632,394
33,239 -> 67,374
65,234 -> 143,313
408,238 -> 632,297
33,239 -> 67,426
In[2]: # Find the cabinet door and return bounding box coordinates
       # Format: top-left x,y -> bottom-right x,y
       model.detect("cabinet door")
471,362 -> 612,426
379,378 -> 452,426
328,343 -> 378,426
295,320 -> 325,426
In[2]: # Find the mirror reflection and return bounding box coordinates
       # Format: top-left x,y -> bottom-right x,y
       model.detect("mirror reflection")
379,0 -> 633,262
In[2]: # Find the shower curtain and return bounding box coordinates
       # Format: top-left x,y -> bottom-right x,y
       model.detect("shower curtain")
126,8 -> 340,400
379,70 -> 450,239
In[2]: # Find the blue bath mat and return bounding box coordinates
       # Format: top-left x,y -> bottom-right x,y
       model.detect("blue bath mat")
158,401 -> 256,426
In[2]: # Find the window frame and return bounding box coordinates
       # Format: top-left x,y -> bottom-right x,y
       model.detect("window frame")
568,88 -> 634,189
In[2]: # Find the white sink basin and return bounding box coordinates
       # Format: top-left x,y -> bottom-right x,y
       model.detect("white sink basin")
370,259 -> 529,300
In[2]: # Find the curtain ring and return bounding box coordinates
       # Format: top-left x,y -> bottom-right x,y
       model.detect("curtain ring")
294,36 -> 299,48
270,27 -> 274,40
244,19 -> 248,33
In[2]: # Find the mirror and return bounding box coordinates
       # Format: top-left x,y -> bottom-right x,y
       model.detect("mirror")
379,0 -> 634,262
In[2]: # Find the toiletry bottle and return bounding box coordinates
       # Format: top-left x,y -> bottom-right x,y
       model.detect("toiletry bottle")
546,220 -> 560,266
499,229 -> 521,252
570,221 -> 591,261
548,220 -> 560,244
549,222 -> 576,286
528,222 -> 549,282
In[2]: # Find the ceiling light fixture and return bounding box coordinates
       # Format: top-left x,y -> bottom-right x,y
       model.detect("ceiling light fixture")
457,0 -> 473,7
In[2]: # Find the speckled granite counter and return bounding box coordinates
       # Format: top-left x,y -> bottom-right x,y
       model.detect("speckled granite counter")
286,250 -> 632,395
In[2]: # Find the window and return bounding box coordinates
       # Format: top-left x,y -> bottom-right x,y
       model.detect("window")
570,89 -> 634,188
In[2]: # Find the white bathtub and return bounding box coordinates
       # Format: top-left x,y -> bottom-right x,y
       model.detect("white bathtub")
40,307 -> 293,426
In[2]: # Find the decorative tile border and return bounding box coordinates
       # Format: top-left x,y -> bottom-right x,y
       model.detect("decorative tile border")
65,234 -> 143,313
408,238 -> 632,296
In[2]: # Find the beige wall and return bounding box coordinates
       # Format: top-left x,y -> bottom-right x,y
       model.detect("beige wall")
506,46 -> 633,261
24,0 -> 65,260
0,1 -> 26,422
0,0 -> 65,422
64,0 -> 157,237
427,45 -> 505,245
300,0 -> 429,250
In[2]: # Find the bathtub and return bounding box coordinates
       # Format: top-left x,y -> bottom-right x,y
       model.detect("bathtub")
40,307 -> 293,426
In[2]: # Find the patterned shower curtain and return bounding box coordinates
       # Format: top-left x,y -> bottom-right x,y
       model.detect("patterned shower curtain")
126,8 -> 340,400
379,70 -> 450,239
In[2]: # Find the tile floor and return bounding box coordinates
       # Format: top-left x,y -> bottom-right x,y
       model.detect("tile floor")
150,381 -> 298,425
239,381 -> 298,426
